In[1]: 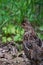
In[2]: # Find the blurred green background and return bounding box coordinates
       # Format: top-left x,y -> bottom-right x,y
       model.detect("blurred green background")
0,0 -> 43,43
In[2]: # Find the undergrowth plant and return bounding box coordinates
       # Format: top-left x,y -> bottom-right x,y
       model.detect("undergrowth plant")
2,24 -> 24,43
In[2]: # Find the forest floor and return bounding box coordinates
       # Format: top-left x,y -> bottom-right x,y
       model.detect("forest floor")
0,20 -> 43,65
0,43 -> 30,65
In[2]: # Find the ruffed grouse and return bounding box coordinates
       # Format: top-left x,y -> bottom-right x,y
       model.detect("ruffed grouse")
22,20 -> 43,65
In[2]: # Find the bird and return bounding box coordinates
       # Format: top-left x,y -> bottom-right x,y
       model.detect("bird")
22,20 -> 43,65
22,19 -> 42,47
23,32 -> 43,65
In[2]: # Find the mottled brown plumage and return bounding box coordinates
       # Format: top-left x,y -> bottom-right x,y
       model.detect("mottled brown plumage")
23,20 -> 42,47
23,20 -> 43,65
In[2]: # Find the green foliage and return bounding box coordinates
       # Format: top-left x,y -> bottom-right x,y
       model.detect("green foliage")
37,25 -> 43,40
0,0 -> 27,28
0,0 -> 43,43
2,24 -> 24,43
2,37 -> 7,43
0,0 -> 43,28
39,26 -> 43,31
37,32 -> 43,40
2,24 -> 15,35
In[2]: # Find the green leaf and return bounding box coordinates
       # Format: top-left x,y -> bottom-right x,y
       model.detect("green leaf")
39,26 -> 43,31
7,37 -> 12,42
37,32 -> 43,40
13,34 -> 22,42
2,27 -> 7,34
8,25 -> 16,34
20,29 -> 24,35
2,37 -> 7,43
